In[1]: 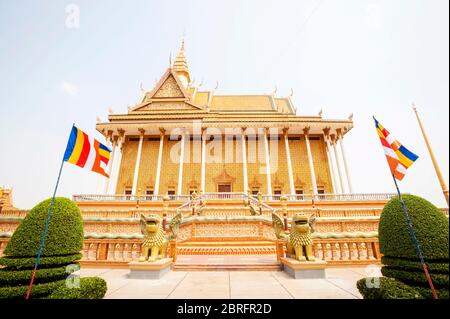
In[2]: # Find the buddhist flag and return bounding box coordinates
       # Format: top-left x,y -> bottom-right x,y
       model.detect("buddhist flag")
374,117 -> 419,181
63,126 -> 112,177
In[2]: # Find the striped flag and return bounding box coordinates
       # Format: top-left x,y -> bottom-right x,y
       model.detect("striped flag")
374,117 -> 419,181
63,126 -> 112,177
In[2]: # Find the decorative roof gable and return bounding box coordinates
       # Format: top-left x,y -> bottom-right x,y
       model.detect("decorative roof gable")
130,68 -> 202,112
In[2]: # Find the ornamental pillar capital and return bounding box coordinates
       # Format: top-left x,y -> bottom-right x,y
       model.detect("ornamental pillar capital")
303,127 -> 311,135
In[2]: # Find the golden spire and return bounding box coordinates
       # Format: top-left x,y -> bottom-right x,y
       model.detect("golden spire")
172,37 -> 191,86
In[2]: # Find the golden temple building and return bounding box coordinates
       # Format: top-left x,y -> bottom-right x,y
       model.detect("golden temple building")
4,41 -> 447,269
96,40 -> 355,199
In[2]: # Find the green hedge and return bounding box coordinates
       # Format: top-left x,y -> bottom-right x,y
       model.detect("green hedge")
0,280 -> 66,299
379,195 -> 449,260
381,267 -> 449,287
4,197 -> 84,257
48,277 -> 107,299
0,254 -> 82,269
414,285 -> 449,299
0,264 -> 78,287
376,195 -> 450,299
0,197 -> 87,299
381,256 -> 449,274
356,277 -> 422,299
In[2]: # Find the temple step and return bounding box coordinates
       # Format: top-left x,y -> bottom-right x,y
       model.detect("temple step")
172,263 -> 281,271
173,254 -> 281,271
176,241 -> 277,256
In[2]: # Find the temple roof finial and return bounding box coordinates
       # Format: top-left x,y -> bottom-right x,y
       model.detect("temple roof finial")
173,36 -> 190,85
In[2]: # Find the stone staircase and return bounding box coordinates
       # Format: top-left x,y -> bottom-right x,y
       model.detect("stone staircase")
173,254 -> 281,271
176,240 -> 277,256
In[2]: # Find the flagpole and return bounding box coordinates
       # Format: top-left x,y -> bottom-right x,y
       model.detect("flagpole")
25,124 -> 74,299
391,174 -> 438,299
412,105 -> 449,206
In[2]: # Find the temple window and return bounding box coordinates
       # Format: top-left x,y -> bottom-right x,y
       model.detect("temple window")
145,188 -> 154,200
218,184 -> 231,193
317,186 -> 325,195
124,187 -> 132,200
167,188 -> 175,199
273,189 -> 282,200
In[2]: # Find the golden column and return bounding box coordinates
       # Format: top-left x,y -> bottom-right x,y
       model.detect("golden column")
283,128 -> 296,195
241,127 -> 249,194
412,106 -> 449,206
200,128 -> 207,193
110,129 -> 125,195
132,128 -> 145,195
154,128 -> 165,195
263,127 -> 273,195
104,131 -> 116,194
177,128 -> 187,195
304,127 -> 318,196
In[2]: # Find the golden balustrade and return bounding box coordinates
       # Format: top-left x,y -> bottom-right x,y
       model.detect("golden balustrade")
1,236 -> 381,268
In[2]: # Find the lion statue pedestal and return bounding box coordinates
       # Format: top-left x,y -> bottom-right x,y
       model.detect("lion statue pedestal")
128,258 -> 173,279
280,257 -> 327,279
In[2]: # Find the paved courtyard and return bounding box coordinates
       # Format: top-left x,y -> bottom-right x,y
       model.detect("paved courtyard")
78,262 -> 381,299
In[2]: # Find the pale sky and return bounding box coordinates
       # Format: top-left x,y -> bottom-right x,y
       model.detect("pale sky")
0,0 -> 448,209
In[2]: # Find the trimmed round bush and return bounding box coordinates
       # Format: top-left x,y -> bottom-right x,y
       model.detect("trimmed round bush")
356,277 -> 422,299
0,197 -> 84,299
378,194 -> 449,299
4,197 -> 83,257
379,194 -> 448,259
48,277 -> 107,299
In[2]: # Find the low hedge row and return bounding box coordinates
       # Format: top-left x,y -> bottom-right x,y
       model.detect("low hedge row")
0,280 -> 66,299
356,277 -> 422,299
48,277 -> 107,299
381,267 -> 449,288
0,254 -> 82,270
0,264 -> 78,287
414,286 -> 450,300
381,256 -> 449,274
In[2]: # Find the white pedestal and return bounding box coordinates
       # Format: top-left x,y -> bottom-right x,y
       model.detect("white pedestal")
128,258 -> 173,279
281,257 -> 327,279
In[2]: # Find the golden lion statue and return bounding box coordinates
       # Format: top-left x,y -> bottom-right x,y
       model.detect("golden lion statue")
272,213 -> 316,262
138,213 -> 182,262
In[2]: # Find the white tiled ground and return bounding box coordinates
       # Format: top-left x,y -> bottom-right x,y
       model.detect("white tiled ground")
79,265 -> 381,299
